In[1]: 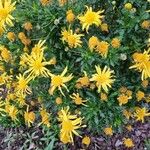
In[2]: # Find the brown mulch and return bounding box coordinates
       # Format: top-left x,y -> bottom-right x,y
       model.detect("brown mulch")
0,121 -> 150,150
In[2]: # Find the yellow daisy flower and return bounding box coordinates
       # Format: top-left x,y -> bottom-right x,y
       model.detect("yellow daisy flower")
61,28 -> 83,48
136,90 -> 145,101
104,126 -> 113,136
16,74 -> 31,97
49,66 -> 73,96
90,65 -> 115,93
123,138 -> 134,148
70,93 -> 87,106
39,108 -> 50,127
0,0 -> 16,28
66,10 -> 75,23
88,36 -> 99,52
40,0 -> 52,6
24,49 -> 52,80
58,106 -> 84,144
78,6 -> 104,32
24,106 -> 35,127
96,41 -> 109,58
77,71 -> 90,87
31,40 -> 46,54
134,107 -> 150,123
117,94 -> 131,106
130,49 -> 150,80
23,21 -> 33,31
7,32 -> 15,42
82,136 -> 91,146
6,105 -> 18,121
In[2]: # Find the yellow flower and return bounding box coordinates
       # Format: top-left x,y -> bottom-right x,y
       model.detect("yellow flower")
66,10 -> 75,23
0,72 -> 12,85
82,136 -> 91,146
134,107 -> 150,123
0,0 -> 16,28
96,41 -> 109,58
24,106 -> 35,127
141,20 -> 150,29
77,71 -> 90,87
126,90 -> 132,97
78,6 -> 104,32
21,37 -> 31,46
117,94 -> 131,106
23,22 -> 33,31
7,32 -> 15,41
145,95 -> 150,103
49,66 -> 73,96
100,23 -> 109,32
6,105 -> 18,121
31,40 -> 46,54
61,28 -> 71,42
142,80 -> 148,88
119,86 -> 127,93
0,46 -> 12,62
18,32 -> 26,40
17,95 -> 26,106
16,74 -> 31,97
126,125 -> 132,131
58,106 -> 84,144
123,138 -> 134,148
70,93 -> 87,106
61,28 -> 83,48
59,0 -> 67,6
39,108 -> 50,127
111,38 -> 121,48
75,83 -> 82,89
40,0 -> 52,6
136,90 -> 145,101
123,109 -> 132,119
24,49 -> 52,79
104,127 -> 113,136
124,3 -> 132,10
90,65 -> 115,93
129,49 -> 150,80
88,36 -> 99,51
100,92 -> 108,101
55,97 -> 62,104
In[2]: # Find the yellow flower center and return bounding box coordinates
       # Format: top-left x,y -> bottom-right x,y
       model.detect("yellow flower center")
19,79 -> 27,90
33,60 -> 43,70
52,75 -> 63,86
68,35 -> 76,46
0,9 -> 8,20
62,120 -> 74,131
85,12 -> 96,24
96,75 -> 107,85
75,97 -> 82,105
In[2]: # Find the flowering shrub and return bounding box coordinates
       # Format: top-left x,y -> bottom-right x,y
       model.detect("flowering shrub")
0,0 -> 150,148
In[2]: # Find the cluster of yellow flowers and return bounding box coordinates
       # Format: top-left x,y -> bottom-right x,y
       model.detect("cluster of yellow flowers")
0,0 -> 149,147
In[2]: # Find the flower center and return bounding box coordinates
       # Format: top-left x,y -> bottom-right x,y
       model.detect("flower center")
68,35 -> 76,46
0,9 -> 8,20
96,75 -> 107,85
85,12 -> 95,24
33,60 -> 43,70
62,120 -> 74,131
75,97 -> 82,104
52,75 -> 63,86
19,79 -> 27,90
